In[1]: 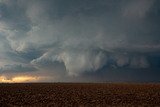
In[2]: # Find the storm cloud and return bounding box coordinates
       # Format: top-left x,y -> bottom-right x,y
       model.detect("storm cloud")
0,0 -> 160,82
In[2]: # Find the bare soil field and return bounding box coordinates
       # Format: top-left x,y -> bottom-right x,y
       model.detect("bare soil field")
0,83 -> 160,107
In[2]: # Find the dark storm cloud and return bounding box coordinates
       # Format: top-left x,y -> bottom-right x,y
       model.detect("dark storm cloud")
0,0 -> 31,31
0,0 -> 160,82
0,64 -> 37,73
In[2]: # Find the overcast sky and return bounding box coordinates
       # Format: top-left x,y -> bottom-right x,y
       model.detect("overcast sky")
0,0 -> 160,82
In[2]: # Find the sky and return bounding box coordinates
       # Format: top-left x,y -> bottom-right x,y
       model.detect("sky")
0,0 -> 160,83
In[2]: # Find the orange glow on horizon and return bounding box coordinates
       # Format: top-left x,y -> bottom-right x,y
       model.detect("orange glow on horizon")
0,76 -> 39,83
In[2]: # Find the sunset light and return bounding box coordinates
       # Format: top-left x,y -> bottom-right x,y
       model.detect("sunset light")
0,76 -> 39,83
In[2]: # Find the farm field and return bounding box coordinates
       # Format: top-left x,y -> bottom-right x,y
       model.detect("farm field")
0,83 -> 160,107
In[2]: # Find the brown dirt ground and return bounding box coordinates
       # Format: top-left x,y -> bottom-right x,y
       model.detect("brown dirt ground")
0,83 -> 160,107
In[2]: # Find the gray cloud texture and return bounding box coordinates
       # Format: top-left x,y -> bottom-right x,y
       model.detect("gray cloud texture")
0,0 -> 160,82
